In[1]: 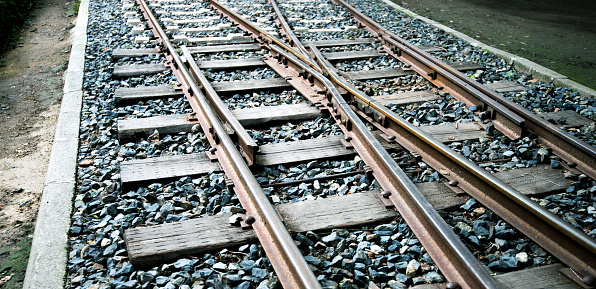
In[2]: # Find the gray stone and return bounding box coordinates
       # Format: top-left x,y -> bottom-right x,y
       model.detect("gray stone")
423,271 -> 444,282
387,280 -> 407,289
173,258 -> 197,271
252,268 -> 268,279
406,259 -> 420,277
213,262 -> 227,270
321,232 -> 339,244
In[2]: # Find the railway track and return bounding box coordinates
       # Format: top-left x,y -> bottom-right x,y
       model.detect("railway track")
62,0 -> 596,288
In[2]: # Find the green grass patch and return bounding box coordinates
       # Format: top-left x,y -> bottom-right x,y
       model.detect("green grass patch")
68,0 -> 81,17
0,232 -> 33,289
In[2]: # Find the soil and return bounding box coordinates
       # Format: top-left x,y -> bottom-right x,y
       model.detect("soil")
393,0 -> 596,90
0,0 -> 75,286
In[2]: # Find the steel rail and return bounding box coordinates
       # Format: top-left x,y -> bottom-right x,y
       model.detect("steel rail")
135,0 -> 321,287
269,45 -> 502,289
308,43 -> 596,280
145,0 -> 596,285
209,0 -> 317,71
329,0 -> 524,139
267,0 -> 310,57
266,0 -> 596,275
210,1 -> 502,287
225,0 -> 596,281
332,0 -> 596,181
179,47 -> 259,165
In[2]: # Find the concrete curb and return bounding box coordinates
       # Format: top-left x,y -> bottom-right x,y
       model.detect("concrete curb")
380,0 -> 596,98
22,0 -> 89,287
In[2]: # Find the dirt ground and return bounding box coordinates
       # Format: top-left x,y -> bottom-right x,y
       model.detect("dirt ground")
0,0 -> 74,286
394,0 -> 596,90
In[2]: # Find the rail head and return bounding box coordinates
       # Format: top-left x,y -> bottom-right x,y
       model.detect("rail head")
134,1 -> 322,287
268,43 -> 502,289
205,2 -> 504,287
332,0 -> 596,180
268,0 -> 311,57
180,46 -> 258,165
308,43 -> 596,280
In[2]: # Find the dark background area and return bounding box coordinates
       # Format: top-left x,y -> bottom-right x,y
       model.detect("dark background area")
0,0 -> 37,51
395,0 -> 596,90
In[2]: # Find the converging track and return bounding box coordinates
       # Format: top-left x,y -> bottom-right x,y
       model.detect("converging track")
53,0 -> 596,288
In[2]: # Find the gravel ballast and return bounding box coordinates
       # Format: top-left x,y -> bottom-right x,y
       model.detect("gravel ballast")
42,0 -> 596,288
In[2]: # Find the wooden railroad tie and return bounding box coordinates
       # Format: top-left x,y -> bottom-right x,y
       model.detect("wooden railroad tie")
113,63 -> 168,77
124,164 -> 572,265
114,85 -> 184,104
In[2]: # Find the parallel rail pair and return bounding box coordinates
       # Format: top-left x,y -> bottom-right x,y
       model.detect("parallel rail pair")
135,0 -> 596,288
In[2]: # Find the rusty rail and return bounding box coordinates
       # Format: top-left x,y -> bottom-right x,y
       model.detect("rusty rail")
274,45 -> 503,289
267,0 -> 310,57
210,0 -> 316,69
332,0 -> 596,181
179,46 -> 258,165
212,0 -> 596,284
135,0 -> 320,288
308,43 -> 596,281
139,0 -> 596,286
210,1 -> 502,288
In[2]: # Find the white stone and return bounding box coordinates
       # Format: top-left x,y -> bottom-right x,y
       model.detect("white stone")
313,180 -> 320,190
516,252 -> 529,263
101,238 -> 111,248
213,262 -> 227,270
370,245 -> 385,254
406,259 -> 420,277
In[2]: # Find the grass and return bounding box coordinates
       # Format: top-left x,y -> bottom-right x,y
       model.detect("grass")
67,0 -> 81,17
0,231 -> 33,289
